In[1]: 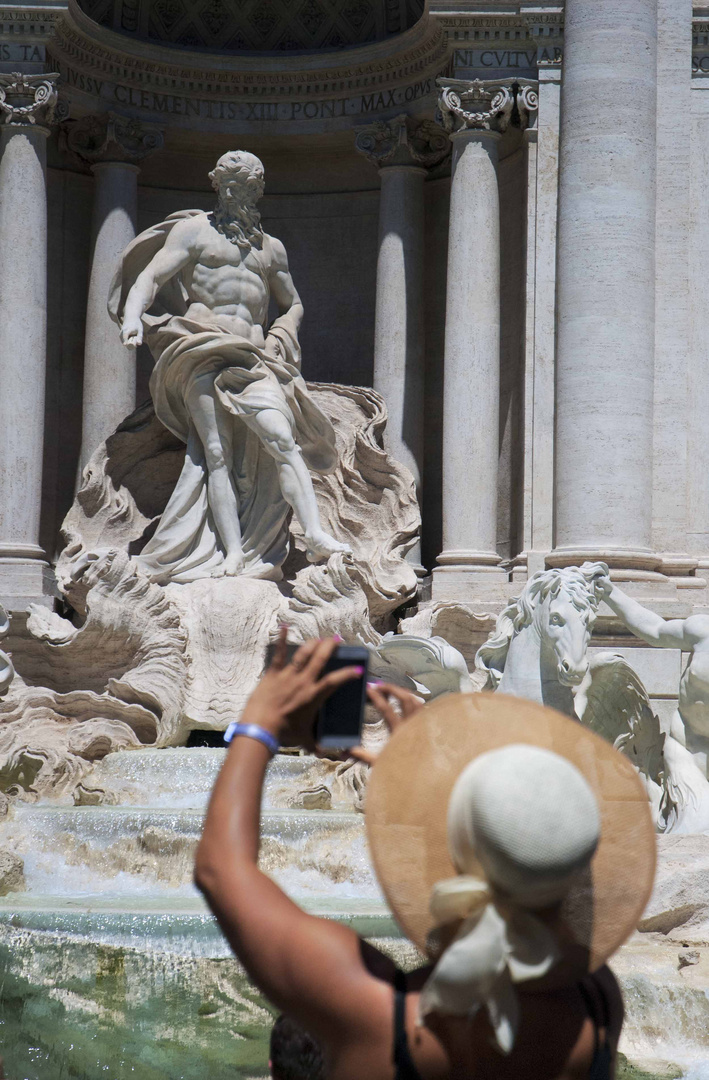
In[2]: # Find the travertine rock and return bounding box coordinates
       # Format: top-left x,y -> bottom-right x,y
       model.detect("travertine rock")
639,835 -> 709,941
0,384 -> 417,804
58,384 -> 418,624
0,847 -> 24,895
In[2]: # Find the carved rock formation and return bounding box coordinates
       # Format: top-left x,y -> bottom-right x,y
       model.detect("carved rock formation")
0,384 -> 419,804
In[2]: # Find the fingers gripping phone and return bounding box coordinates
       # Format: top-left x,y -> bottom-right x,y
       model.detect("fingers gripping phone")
316,644 -> 369,750
265,641 -> 369,750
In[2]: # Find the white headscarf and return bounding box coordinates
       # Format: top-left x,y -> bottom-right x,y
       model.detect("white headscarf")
419,745 -> 601,1053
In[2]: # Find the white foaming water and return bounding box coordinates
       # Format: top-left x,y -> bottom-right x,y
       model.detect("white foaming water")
18,847 -> 199,898
616,948 -> 709,1078
86,747 -> 325,810
3,796 -> 380,900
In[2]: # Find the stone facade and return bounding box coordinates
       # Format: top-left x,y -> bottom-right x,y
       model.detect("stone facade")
0,0 -> 707,635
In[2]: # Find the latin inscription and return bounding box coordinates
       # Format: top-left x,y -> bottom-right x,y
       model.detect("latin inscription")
0,42 -> 45,62
57,60 -> 436,121
452,46 -> 561,71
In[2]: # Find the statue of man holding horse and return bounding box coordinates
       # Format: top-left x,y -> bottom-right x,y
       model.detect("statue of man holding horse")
597,571 -> 709,784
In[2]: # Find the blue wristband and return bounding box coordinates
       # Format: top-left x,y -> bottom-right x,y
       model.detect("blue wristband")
224,721 -> 280,757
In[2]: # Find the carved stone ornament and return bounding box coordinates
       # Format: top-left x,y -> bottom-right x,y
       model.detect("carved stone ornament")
0,72 -> 59,128
436,77 -> 516,136
516,81 -> 539,129
354,113 -> 449,169
65,111 -> 164,165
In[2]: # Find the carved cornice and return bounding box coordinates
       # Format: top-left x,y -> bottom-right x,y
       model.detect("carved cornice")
64,110 -> 163,165
0,71 -> 59,128
436,77 -> 537,136
75,0 -> 425,54
0,7 -> 66,35
50,0 -> 446,101
432,6 -> 563,42
431,7 -> 563,76
354,112 -> 449,168
39,1 -> 448,131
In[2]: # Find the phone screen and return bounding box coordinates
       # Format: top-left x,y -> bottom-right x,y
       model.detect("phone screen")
316,645 -> 369,749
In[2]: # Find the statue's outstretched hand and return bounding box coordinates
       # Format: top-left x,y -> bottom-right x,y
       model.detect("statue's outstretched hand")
593,568 -> 613,599
121,317 -> 144,349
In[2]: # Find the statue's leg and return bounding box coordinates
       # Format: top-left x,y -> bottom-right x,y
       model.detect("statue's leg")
244,408 -> 351,561
185,373 -> 244,575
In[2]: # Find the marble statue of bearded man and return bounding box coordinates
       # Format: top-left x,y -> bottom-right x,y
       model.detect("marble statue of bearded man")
109,150 -> 350,583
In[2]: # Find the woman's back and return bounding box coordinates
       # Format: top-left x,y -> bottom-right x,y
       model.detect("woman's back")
329,965 -> 623,1080
194,651 -> 651,1080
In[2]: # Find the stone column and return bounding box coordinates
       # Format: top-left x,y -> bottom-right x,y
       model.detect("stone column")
518,71 -> 557,582
432,79 -> 516,599
0,73 -> 59,608
67,113 -> 163,471
354,115 -> 448,572
550,0 -> 658,572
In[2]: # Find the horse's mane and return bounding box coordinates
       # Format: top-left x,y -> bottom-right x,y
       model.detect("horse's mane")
475,562 -> 607,686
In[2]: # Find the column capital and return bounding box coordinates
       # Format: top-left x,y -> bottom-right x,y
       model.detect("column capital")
436,78 -> 537,137
354,113 -> 449,170
516,81 -> 539,130
0,72 -> 59,132
65,111 -> 164,167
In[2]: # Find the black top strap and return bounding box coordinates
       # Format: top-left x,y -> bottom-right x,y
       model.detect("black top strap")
577,980 -> 601,1055
392,970 -> 424,1080
578,976 -> 612,1080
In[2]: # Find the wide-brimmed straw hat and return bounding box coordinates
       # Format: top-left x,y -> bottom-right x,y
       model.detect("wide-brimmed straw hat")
366,692 -> 656,974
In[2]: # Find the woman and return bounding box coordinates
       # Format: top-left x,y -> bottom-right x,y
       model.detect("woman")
195,631 -> 656,1080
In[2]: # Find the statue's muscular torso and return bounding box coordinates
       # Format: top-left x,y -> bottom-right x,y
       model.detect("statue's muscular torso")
179,214 -> 273,348
121,208 -> 299,355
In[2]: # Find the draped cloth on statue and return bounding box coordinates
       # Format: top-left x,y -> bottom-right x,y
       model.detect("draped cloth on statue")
108,210 -> 338,584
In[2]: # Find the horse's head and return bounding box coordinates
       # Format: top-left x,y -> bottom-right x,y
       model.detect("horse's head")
476,562 -> 607,691
533,563 -> 607,685
539,586 -> 593,685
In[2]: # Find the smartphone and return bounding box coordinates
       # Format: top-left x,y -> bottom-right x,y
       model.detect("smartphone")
316,644 -> 369,749
265,641 -> 299,668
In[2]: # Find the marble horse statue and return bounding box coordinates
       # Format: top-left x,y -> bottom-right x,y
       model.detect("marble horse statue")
377,563 -> 709,833
474,563 -> 604,715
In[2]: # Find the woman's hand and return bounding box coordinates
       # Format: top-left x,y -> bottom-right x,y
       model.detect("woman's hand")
239,627 -> 364,750
349,682 -> 423,766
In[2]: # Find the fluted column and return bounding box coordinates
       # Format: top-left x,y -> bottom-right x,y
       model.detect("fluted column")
355,115 -> 448,572
432,79 -> 517,598
67,113 -> 163,472
550,0 -> 658,571
0,73 -> 59,608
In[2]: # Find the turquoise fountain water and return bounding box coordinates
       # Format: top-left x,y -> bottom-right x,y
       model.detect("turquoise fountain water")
1,748 -> 708,1079
0,749 -> 413,1079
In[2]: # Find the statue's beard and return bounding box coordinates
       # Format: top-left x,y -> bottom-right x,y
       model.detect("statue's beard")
213,193 -> 263,251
